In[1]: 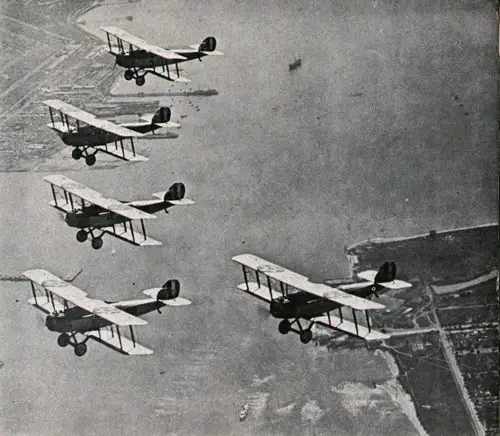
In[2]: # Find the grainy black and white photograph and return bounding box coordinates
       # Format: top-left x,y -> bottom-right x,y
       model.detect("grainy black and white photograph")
0,0 -> 498,435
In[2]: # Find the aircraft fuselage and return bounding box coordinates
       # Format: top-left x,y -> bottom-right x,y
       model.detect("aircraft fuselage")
116,50 -> 206,69
269,284 -> 385,319
57,124 -> 158,147
45,300 -> 164,333
64,202 -> 172,229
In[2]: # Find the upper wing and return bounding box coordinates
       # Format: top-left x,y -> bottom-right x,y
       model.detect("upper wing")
356,270 -> 412,290
44,174 -> 156,222
23,269 -> 147,327
232,254 -> 384,311
101,26 -> 186,61
43,100 -> 143,139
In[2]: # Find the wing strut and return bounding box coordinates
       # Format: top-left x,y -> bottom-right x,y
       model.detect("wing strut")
30,281 -> 38,305
338,307 -> 343,323
255,270 -> 260,288
140,219 -> 147,242
49,107 -> 55,127
352,309 -> 359,335
242,265 -> 249,291
365,311 -> 371,332
116,326 -> 123,350
130,326 -> 136,347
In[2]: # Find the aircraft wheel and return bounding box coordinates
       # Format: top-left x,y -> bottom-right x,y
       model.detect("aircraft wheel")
135,75 -> 146,86
85,155 -> 96,166
300,330 -> 313,344
72,148 -> 83,160
91,237 -> 103,250
76,230 -> 88,243
124,69 -> 134,81
74,343 -> 87,357
57,333 -> 71,347
278,319 -> 291,335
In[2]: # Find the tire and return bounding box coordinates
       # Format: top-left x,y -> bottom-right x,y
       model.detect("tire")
91,237 -> 103,250
300,330 -> 313,344
76,230 -> 88,243
72,148 -> 82,160
278,319 -> 291,335
74,343 -> 87,357
124,69 -> 134,81
57,333 -> 70,347
135,75 -> 146,86
85,155 -> 96,166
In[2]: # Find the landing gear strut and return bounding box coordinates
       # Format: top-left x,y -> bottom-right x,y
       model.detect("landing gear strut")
278,318 -> 314,344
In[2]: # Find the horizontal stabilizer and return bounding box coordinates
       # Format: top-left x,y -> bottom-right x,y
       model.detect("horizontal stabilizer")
152,191 -> 195,205
142,288 -> 191,306
314,314 -> 390,341
357,270 -> 411,289
85,329 -> 153,355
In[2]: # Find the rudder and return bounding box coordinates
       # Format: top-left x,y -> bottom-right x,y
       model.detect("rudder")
374,261 -> 397,284
164,182 -> 186,202
152,107 -> 171,124
199,36 -> 216,52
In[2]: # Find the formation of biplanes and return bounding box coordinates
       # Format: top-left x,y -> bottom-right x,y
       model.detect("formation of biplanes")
25,27 -> 412,357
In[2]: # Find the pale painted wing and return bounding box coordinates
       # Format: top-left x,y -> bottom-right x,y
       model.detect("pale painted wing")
44,174 -> 156,221
232,254 -> 384,311
313,314 -> 390,341
84,329 -> 153,355
43,100 -> 143,138
22,269 -> 147,326
101,26 -> 186,61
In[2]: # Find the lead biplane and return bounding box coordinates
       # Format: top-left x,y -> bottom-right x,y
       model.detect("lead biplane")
45,174 -> 194,249
232,254 -> 412,344
23,269 -> 191,357
43,99 -> 179,166
102,26 -> 223,85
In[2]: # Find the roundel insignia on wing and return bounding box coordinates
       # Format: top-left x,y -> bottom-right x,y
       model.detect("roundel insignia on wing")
94,306 -> 121,315
257,264 -> 285,274
42,279 -> 67,288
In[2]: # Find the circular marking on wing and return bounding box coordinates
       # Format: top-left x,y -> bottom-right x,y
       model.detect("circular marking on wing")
257,264 -> 285,274
42,279 -> 67,288
62,182 -> 84,191
94,306 -> 121,315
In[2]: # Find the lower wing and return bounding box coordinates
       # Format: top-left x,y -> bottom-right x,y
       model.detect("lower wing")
84,328 -> 153,355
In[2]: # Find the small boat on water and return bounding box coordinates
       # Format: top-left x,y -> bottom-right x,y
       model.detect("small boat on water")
239,403 -> 249,421
289,57 -> 301,71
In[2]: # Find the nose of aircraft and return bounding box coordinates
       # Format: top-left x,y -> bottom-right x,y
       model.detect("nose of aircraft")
45,315 -> 57,331
64,213 -> 78,227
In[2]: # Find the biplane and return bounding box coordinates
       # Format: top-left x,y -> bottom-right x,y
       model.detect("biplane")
23,269 -> 191,357
232,254 -> 412,344
44,174 -> 194,249
102,26 -> 223,85
43,99 -> 179,166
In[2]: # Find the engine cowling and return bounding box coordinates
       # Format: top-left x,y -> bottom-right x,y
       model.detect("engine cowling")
157,279 -> 180,300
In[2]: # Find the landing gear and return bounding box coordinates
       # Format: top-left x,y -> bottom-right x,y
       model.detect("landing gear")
74,343 -> 87,357
72,148 -> 82,160
124,69 -> 134,81
300,330 -> 313,344
91,237 -> 103,250
57,333 -> 71,347
76,230 -> 88,243
85,154 -> 96,166
278,319 -> 291,335
135,75 -> 146,86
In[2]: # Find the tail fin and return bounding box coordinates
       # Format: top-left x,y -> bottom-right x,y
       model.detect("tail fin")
199,36 -> 216,52
152,107 -> 171,124
157,279 -> 180,300
142,280 -> 191,307
374,261 -> 397,284
164,182 -> 185,202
